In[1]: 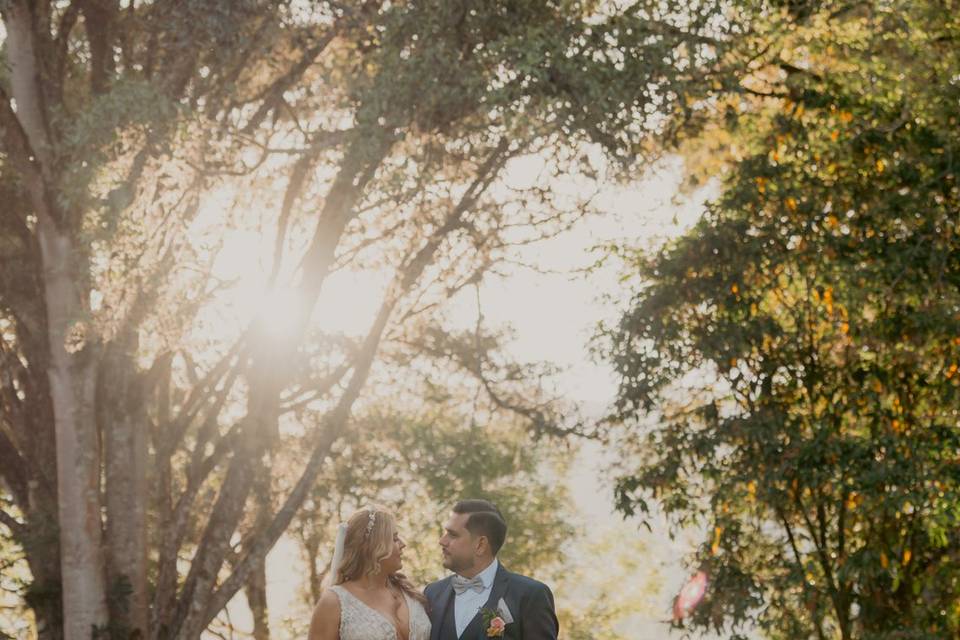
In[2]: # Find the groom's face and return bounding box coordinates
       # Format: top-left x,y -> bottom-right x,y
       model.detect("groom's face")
440,512 -> 480,574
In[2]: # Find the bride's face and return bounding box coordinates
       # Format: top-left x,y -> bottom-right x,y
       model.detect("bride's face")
381,528 -> 406,574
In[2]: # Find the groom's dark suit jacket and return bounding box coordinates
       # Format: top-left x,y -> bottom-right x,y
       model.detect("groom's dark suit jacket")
424,564 -> 559,640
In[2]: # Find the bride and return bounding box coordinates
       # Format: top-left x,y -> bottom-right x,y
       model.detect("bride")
308,506 -> 431,640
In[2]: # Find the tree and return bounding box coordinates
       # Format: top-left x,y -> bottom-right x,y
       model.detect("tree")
601,2 -> 960,638
0,1 -> 732,637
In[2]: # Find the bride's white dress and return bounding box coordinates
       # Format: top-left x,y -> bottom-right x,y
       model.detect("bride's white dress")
330,585 -> 431,640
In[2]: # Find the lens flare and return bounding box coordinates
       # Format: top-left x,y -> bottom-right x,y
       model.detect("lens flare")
673,570 -> 708,622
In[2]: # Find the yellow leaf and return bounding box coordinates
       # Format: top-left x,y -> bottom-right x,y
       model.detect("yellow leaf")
731,283 -> 739,294
902,549 -> 912,565
840,111 -> 854,123
946,363 -> 957,379
830,130 -> 840,142
785,197 -> 798,212
841,322 -> 850,334
826,215 -> 839,229
876,159 -> 886,172
880,552 -> 889,569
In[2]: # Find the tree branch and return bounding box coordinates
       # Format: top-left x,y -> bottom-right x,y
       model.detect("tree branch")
0,427 -> 29,506
776,504 -> 828,640
79,0 -> 119,95
0,509 -> 24,536
0,85 -> 50,227
53,2 -> 81,101
241,26 -> 342,135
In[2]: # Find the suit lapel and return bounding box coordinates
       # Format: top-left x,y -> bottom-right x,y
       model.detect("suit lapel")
459,564 -> 511,640
430,579 -> 455,640
485,564 -> 511,623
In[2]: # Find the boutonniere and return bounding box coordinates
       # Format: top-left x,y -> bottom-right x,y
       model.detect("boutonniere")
480,607 -> 507,637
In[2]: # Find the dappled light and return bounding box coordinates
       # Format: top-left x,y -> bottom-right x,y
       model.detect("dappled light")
1,2 -> 958,640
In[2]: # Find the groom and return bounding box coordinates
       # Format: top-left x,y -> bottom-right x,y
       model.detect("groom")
425,499 -> 559,639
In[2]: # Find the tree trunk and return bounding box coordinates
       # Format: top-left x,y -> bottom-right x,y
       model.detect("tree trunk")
22,510 -> 64,640
243,560 -> 270,640
5,2 -> 110,636
244,462 -> 272,640
102,339 -> 149,639
37,220 -> 108,640
305,532 -> 322,606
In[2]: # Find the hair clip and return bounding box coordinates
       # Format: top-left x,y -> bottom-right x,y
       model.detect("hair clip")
364,510 -> 376,538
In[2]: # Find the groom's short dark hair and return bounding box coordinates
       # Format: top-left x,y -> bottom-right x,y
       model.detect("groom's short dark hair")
453,499 -> 507,556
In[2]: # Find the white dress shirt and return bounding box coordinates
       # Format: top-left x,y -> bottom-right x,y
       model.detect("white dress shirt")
453,558 -> 499,637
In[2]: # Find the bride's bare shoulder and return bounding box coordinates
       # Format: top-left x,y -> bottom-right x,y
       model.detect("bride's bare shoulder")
308,589 -> 342,640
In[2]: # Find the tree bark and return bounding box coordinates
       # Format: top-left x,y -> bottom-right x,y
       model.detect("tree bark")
101,338 -> 149,639
37,219 -> 108,640
21,507 -> 64,640
243,462 -> 273,640
243,560 -> 270,640
4,2 -> 110,637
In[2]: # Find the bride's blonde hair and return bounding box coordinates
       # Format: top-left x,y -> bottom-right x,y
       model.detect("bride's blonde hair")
333,506 -> 425,605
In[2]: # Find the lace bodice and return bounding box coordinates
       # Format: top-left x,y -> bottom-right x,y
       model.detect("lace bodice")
331,585 -> 431,640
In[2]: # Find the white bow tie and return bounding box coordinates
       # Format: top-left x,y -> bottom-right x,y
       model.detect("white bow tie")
452,575 -> 485,595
